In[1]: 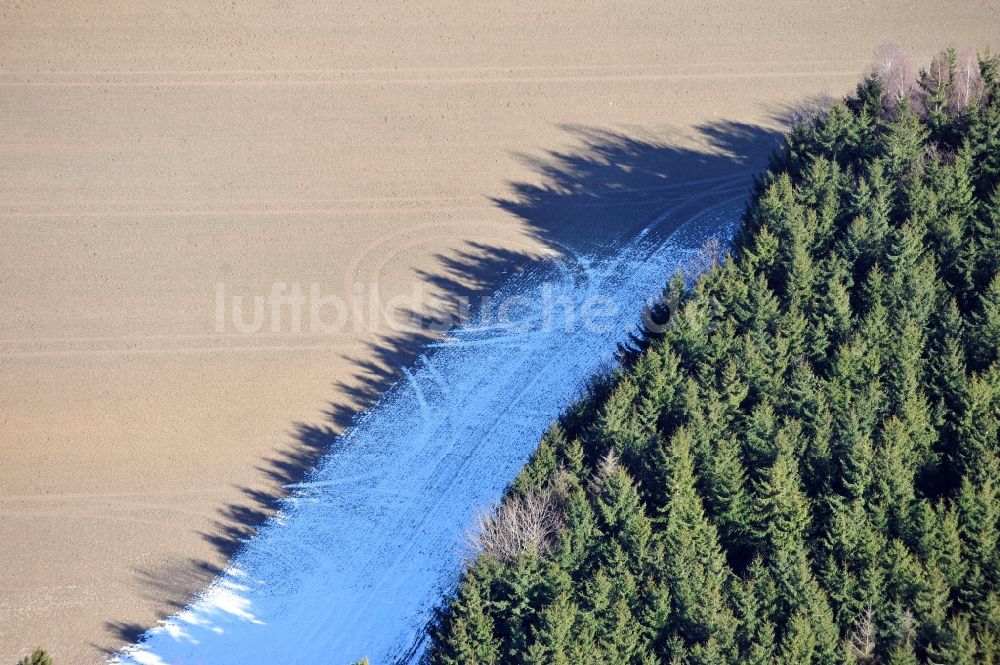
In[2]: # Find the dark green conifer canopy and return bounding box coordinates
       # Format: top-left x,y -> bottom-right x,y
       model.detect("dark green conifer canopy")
428,49 -> 1000,664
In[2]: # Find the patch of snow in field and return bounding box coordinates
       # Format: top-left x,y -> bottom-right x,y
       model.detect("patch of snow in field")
113,205 -> 740,665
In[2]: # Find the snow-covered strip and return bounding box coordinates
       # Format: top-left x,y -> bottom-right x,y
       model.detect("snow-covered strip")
113,204 -> 740,665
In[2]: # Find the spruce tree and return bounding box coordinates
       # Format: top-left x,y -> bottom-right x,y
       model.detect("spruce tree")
428,48 -> 1000,665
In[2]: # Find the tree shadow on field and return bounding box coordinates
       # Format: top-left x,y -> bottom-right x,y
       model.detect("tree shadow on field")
103,118 -> 785,652
292,121 -> 785,441
496,122 -> 782,252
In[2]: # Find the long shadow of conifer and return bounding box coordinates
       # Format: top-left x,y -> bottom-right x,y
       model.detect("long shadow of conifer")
104,118 -> 784,650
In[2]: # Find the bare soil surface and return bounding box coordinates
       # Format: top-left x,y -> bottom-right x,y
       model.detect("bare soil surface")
1,1 -> 997,662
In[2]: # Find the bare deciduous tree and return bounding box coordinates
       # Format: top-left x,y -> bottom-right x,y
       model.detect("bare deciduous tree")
847,605 -> 877,662
463,482 -> 565,562
897,607 -> 917,647
871,41 -> 917,107
782,93 -> 837,127
954,50 -> 985,111
682,236 -> 725,284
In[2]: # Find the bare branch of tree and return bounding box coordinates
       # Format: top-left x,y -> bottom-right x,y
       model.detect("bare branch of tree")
954,50 -> 985,111
870,41 -> 916,107
847,605 -> 877,662
463,483 -> 565,562
783,93 -> 837,127
897,607 -> 917,647
682,236 -> 725,283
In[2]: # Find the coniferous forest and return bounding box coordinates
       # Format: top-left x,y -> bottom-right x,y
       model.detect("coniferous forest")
427,49 -> 1000,665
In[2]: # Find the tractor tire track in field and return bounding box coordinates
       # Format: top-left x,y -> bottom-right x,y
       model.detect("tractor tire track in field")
114,194 -> 744,665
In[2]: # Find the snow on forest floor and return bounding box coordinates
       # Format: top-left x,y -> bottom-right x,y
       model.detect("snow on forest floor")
113,200 -> 742,665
